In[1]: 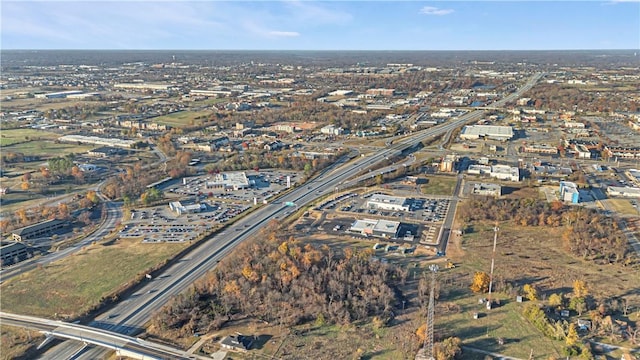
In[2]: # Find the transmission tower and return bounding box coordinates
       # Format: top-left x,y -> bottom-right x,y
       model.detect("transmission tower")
487,225 -> 498,310
417,264 -> 439,360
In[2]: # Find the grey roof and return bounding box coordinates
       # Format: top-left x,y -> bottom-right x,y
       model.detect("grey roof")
12,219 -> 66,236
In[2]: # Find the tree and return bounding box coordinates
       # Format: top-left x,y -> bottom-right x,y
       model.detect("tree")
78,211 -> 92,226
86,190 -> 99,204
20,182 -> 30,191
573,280 -> 588,299
435,337 -> 462,360
548,293 -> 564,307
566,323 -> 579,347
57,203 -> 70,219
470,271 -> 491,293
523,284 -> 538,301
22,172 -> 32,182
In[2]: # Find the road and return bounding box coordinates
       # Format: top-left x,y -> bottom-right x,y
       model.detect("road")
1,199 -> 123,282
38,73 -> 544,359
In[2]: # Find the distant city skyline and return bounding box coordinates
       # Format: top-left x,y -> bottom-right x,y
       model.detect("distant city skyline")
2,1 -> 639,51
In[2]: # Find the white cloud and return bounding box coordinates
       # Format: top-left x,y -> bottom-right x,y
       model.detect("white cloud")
419,6 -> 454,16
268,31 -> 300,38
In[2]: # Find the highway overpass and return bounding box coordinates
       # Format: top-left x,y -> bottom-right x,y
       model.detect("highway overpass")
0,312 -> 199,360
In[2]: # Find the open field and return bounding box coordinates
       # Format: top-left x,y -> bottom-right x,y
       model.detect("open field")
605,199 -> 640,216
0,128 -> 60,147
0,237 -> 188,318
151,110 -> 212,128
443,221 -> 640,357
2,141 -> 94,157
421,175 -> 457,196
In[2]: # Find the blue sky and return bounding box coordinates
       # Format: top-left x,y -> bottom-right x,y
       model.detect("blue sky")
2,1 -> 639,50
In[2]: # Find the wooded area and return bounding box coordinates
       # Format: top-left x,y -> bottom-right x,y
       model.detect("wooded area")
149,224 -> 407,339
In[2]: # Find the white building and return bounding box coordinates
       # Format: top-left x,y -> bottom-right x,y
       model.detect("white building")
607,186 -> 640,198
320,125 -> 344,136
490,165 -> 520,182
169,201 -> 206,215
460,125 -> 514,141
206,172 -> 253,191
468,164 -> 519,182
366,194 -> 410,212
349,219 -> 401,238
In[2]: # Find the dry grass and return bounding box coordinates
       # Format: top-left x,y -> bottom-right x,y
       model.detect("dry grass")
0,237 -> 188,318
0,326 -> 44,360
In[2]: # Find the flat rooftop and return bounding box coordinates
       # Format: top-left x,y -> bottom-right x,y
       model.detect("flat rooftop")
368,194 -> 407,206
461,125 -> 514,138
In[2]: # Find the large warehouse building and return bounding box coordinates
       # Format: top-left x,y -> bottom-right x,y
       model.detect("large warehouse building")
349,219 -> 401,239
460,125 -> 514,141
366,194 -> 410,212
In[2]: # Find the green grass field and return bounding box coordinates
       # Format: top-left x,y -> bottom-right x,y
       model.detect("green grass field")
0,128 -> 60,147
2,141 -> 94,157
0,237 -> 188,318
152,110 -> 213,128
421,176 -> 457,196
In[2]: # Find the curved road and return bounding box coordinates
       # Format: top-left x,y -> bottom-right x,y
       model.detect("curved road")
38,73 -> 544,359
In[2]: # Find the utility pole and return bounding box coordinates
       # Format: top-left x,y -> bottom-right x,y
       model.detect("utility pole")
487,225 -> 498,310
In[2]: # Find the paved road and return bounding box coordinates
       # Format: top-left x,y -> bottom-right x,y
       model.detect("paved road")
436,173 -> 464,255
1,312 -> 199,360
1,199 -> 123,282
39,73 -> 544,359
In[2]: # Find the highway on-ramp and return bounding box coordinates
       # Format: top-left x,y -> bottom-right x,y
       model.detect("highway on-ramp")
34,73 -> 543,359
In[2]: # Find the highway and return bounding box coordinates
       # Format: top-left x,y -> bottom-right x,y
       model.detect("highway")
36,73 -> 544,359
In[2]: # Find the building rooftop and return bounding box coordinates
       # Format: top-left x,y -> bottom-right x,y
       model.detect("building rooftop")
461,125 -> 514,139
368,194 -> 407,206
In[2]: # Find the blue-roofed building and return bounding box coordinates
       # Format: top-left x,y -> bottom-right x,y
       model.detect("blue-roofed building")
560,181 -> 580,204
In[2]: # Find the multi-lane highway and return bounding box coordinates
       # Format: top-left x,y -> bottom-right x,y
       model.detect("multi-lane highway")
34,73 -> 544,359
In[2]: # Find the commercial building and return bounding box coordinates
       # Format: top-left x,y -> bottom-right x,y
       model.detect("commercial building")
34,90 -> 84,99
560,181 -> 580,203
320,125 -> 344,136
366,194 -> 410,212
349,219 -> 401,239
0,241 -> 31,267
607,186 -> 640,198
460,125 -> 514,141
12,219 -> 67,242
523,144 -> 558,155
206,172 -> 253,191
59,135 -> 136,149
169,201 -> 207,215
468,164 -> 519,182
490,165 -> 520,182
471,183 -> 502,197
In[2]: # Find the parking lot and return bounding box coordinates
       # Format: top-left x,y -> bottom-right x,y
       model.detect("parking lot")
122,170 -> 302,243
322,191 -> 451,224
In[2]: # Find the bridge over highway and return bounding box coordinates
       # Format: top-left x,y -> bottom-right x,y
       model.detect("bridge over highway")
0,311 -> 200,360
